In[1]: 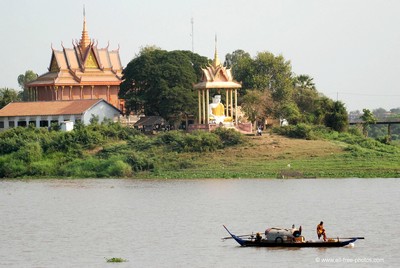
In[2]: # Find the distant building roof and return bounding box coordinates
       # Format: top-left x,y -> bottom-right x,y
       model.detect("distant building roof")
0,99 -> 120,117
134,116 -> 166,127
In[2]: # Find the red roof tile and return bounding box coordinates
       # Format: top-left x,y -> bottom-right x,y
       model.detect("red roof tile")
0,100 -> 104,117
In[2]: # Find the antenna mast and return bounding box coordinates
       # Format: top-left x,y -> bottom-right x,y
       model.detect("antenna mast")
191,17 -> 194,52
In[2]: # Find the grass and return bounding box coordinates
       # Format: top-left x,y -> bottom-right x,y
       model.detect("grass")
134,133 -> 400,179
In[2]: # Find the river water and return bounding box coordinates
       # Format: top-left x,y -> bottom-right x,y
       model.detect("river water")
0,178 -> 399,267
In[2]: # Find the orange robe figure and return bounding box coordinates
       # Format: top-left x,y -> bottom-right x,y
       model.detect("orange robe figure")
316,222 -> 327,241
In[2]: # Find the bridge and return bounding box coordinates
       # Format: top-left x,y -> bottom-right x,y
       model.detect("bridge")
349,116 -> 400,141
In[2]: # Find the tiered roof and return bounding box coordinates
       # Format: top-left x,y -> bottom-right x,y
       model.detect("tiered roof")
194,40 -> 241,89
27,14 -> 122,87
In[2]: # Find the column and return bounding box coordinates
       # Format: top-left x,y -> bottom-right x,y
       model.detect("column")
61,86 -> 64,100
225,89 -> 229,116
54,86 -> 58,100
198,90 -> 201,124
202,89 -> 206,125
107,85 -> 110,102
230,89 -> 233,120
69,86 -> 73,100
235,89 -> 238,125
80,86 -> 83,99
206,89 -> 209,124
91,86 -> 94,99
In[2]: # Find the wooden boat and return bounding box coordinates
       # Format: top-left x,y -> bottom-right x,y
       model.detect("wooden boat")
223,225 -> 364,248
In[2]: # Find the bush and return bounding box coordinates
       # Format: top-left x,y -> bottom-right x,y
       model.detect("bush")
15,142 -> 43,163
156,131 -> 186,152
212,127 -> 244,146
125,151 -> 155,172
128,135 -> 155,151
273,123 -> 316,140
97,143 -> 131,159
183,131 -> 221,152
0,156 -> 27,178
106,159 -> 132,177
28,160 -> 58,177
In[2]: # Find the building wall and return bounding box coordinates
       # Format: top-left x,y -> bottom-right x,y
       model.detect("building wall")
82,101 -> 120,125
0,114 -> 80,132
0,101 -> 120,132
35,85 -> 121,109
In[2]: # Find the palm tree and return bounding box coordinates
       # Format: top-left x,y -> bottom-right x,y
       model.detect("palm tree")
294,74 -> 316,90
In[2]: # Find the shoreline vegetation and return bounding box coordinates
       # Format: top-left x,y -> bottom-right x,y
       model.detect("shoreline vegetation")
0,121 -> 399,179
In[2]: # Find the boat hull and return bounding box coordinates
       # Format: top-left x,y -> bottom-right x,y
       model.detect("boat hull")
237,239 -> 356,248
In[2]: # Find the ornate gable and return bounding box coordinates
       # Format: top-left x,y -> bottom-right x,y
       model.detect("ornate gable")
84,48 -> 99,69
49,53 -> 59,72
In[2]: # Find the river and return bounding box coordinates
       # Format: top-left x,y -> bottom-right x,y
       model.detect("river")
0,178 -> 399,267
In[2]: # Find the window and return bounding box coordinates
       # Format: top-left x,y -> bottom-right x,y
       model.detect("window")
18,121 -> 27,127
40,121 -> 49,127
9,121 -> 15,127
0,122 -> 4,128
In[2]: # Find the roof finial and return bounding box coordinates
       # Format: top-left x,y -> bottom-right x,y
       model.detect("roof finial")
79,5 -> 90,50
213,34 -> 221,67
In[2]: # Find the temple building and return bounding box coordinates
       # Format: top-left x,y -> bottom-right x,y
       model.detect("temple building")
192,42 -> 251,133
26,14 -> 123,110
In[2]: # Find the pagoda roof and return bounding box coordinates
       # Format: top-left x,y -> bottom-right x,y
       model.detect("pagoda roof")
194,39 -> 241,90
27,14 -> 123,88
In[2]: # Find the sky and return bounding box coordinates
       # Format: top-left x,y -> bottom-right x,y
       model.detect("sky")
1,0 -> 400,112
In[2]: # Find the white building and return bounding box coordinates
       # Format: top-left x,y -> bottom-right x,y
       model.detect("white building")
0,99 -> 121,132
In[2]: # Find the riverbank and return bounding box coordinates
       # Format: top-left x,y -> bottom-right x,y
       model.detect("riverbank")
1,124 -> 399,179
136,133 -> 400,179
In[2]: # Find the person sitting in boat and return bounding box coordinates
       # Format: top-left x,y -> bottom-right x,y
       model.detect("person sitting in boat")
292,225 -> 302,237
255,232 -> 262,243
317,221 -> 327,241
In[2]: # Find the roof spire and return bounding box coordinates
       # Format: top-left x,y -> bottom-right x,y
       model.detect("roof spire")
212,34 -> 221,68
79,5 -> 90,50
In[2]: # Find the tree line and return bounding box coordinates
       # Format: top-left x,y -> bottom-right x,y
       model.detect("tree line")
119,47 -> 349,131
5,49 -> 400,136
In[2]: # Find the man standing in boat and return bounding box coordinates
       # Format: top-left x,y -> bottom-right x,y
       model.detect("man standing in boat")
317,221 -> 327,241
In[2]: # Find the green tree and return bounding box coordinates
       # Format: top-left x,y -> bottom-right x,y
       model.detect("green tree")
230,51 -> 294,117
119,49 -> 208,125
0,88 -> 21,109
324,101 -> 349,132
224,49 -> 251,69
279,102 -> 302,125
360,108 -> 376,137
292,74 -> 319,123
17,70 -> 38,101
241,90 -> 272,129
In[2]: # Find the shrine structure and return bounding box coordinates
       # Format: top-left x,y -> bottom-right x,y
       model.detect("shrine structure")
26,13 -> 123,110
192,42 -> 251,132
